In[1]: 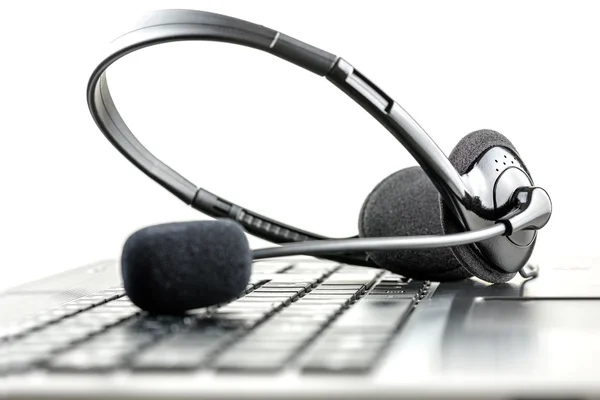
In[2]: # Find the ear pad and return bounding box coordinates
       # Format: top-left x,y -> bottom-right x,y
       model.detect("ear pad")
439,129 -> 525,284
359,166 -> 472,281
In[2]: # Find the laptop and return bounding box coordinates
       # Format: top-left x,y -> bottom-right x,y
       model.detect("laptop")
2,257 -> 600,399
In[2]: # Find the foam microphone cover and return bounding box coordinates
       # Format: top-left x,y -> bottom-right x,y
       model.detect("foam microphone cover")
121,220 -> 252,314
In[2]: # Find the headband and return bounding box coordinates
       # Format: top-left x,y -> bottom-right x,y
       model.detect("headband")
87,9 -> 473,266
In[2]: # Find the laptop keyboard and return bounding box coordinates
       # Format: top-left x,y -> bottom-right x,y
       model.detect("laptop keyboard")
0,262 -> 429,375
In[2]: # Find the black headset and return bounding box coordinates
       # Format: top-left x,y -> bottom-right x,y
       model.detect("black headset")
87,9 -> 551,313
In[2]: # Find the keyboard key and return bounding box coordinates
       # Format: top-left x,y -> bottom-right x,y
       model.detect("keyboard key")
371,282 -> 425,292
301,294 -> 354,302
48,348 -> 129,371
283,303 -> 344,313
44,308 -> 73,319
219,301 -> 275,308
310,289 -> 361,296
236,297 -> 292,305
268,279 -> 324,287
210,319 -> 257,331
309,332 -> 388,353
34,324 -> 102,339
159,330 -> 236,348
325,270 -> 381,286
319,284 -> 365,291
252,287 -> 305,294
85,308 -> 139,319
14,333 -> 68,346
303,293 -> 354,298
324,278 -> 377,285
58,303 -> 93,312
251,323 -> 321,339
82,330 -> 155,349
237,297 -> 294,306
0,320 -> 42,339
283,304 -> 344,314
301,352 -> 379,374
188,319 -> 246,335
379,275 -> 405,280
5,342 -> 62,355
272,313 -> 332,324
0,352 -> 48,373
244,291 -> 301,299
318,330 -> 389,343
295,298 -> 351,306
268,312 -> 329,324
215,350 -> 291,372
260,282 -> 312,290
131,346 -> 213,370
332,299 -> 414,330
101,302 -> 139,310
363,293 -> 417,301
218,303 -> 280,314
120,316 -> 181,335
213,311 -> 266,320
283,269 -> 330,275
227,340 -> 305,352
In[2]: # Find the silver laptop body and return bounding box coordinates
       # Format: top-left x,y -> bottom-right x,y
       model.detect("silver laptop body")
2,258 -> 599,399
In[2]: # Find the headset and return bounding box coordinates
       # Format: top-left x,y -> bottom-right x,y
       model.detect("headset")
87,9 -> 552,314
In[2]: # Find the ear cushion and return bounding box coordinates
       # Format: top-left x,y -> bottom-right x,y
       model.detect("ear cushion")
359,166 -> 471,281
439,129 -> 523,283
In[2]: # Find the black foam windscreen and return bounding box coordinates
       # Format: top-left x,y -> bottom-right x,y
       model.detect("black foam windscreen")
439,129 -> 523,283
121,220 -> 252,314
359,166 -> 471,281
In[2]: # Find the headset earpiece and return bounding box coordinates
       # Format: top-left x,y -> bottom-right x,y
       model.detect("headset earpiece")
90,10 -> 550,301
439,129 -> 529,284
360,130 -> 533,283
359,166 -> 471,281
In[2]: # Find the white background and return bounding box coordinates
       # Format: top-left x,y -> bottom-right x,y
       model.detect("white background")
1,0 -> 598,292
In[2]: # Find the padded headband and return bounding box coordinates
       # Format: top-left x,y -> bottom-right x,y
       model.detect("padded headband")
87,9 -> 483,264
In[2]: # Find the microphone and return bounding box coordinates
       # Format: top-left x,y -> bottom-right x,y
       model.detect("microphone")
122,220 -> 252,314
122,187 -> 551,314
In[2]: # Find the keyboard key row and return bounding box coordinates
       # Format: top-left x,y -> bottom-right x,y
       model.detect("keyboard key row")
0,296 -> 140,373
0,287 -> 127,341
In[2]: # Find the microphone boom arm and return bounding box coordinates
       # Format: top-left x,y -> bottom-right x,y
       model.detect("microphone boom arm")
252,223 -> 506,260
253,187 -> 552,260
